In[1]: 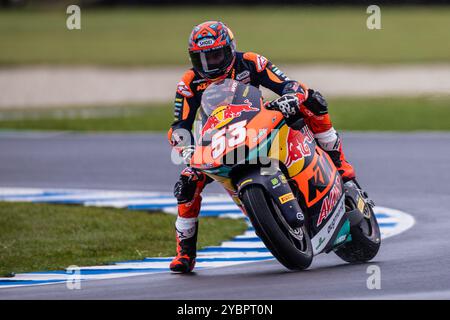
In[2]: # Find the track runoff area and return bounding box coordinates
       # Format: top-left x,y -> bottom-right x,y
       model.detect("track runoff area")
0,187 -> 414,289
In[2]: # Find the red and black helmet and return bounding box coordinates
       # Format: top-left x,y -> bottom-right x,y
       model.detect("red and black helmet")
188,21 -> 236,80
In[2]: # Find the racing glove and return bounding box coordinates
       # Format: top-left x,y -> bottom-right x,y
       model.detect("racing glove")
265,92 -> 307,122
180,145 -> 195,165
168,127 -> 195,165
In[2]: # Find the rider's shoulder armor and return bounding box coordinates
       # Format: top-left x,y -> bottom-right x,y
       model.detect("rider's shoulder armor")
175,69 -> 197,99
241,52 -> 269,73
232,51 -> 270,87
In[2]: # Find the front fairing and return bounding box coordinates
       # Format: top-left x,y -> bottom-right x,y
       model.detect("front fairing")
190,80 -> 283,175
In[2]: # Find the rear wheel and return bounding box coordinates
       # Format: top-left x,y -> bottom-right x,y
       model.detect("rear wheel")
334,198 -> 381,263
241,185 -> 313,270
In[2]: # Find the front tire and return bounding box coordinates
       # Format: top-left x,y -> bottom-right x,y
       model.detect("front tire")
241,185 -> 313,270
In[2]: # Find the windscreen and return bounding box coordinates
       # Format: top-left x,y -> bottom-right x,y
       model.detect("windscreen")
193,79 -> 262,145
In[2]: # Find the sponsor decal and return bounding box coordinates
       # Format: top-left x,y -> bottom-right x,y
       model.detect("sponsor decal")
256,55 -> 268,72
236,70 -> 250,81
239,178 -> 253,188
358,197 -> 366,213
230,80 -> 238,92
311,196 -> 346,254
315,237 -> 326,251
285,127 -> 314,167
177,81 -> 193,98
202,162 -> 214,169
317,179 -> 343,227
201,99 -> 258,135
302,126 -> 315,143
271,177 -> 281,189
271,65 -> 287,79
176,226 -> 196,240
327,197 -> 345,234
279,174 -> 288,184
197,38 -> 214,47
242,86 -> 249,97
196,82 -> 208,91
279,192 -> 295,204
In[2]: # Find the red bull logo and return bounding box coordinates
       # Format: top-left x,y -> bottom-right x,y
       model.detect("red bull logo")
285,127 -> 314,167
201,99 -> 258,135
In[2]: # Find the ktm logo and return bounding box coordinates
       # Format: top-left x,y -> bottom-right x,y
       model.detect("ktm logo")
196,83 -> 208,91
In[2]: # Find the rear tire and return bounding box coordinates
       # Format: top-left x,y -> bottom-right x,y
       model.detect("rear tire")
334,200 -> 381,263
241,185 -> 313,270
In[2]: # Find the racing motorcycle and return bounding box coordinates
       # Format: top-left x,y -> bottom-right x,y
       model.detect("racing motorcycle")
189,79 -> 381,270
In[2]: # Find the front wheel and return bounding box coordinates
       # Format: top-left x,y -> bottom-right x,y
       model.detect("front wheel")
241,185 -> 313,270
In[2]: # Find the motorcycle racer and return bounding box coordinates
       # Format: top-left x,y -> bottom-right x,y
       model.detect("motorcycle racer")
167,21 -> 356,273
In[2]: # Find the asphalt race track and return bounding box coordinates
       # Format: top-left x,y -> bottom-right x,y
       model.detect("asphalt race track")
1,131 -> 450,299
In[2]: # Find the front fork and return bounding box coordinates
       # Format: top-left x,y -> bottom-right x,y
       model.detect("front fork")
344,180 -> 375,226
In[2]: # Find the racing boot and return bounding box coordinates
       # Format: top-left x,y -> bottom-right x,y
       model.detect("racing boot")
169,167 -> 209,273
315,129 -> 355,182
170,219 -> 198,273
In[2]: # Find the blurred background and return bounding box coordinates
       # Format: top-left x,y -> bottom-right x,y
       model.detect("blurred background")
0,0 -> 450,282
0,0 -> 449,131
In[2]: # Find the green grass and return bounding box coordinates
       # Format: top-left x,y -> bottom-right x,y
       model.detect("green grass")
0,202 -> 247,275
1,6 -> 450,65
1,96 -> 450,132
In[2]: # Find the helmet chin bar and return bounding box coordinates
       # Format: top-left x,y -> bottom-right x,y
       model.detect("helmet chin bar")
204,70 -> 229,81
206,74 -> 227,82
201,55 -> 236,82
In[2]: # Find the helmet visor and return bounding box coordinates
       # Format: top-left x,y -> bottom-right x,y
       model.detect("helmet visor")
190,45 -> 233,78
